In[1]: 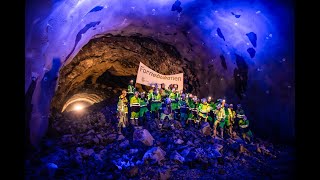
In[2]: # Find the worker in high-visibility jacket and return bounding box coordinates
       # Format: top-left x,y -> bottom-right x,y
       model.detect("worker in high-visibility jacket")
169,88 -> 179,120
238,115 -> 253,143
130,91 -> 140,126
198,98 -> 211,129
207,96 -> 215,127
187,95 -> 198,127
235,104 -> 245,132
160,89 -> 167,101
127,79 -> 135,103
227,104 -> 236,136
159,83 -> 168,101
150,89 -> 162,120
117,90 -> 128,134
219,103 -> 230,139
127,79 -> 135,119
159,97 -> 174,129
139,92 -> 149,125
147,84 -> 156,101
213,103 -> 226,138
166,84 -> 173,95
178,93 -> 189,127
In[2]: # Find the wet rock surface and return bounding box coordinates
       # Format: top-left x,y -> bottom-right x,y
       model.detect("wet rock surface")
26,103 -> 295,179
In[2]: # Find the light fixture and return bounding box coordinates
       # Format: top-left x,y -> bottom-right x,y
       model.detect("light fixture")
74,104 -> 84,111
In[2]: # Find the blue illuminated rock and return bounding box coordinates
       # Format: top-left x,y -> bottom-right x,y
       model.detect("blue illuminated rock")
143,147 -> 166,165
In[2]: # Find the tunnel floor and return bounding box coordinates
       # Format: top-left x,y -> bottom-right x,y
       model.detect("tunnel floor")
25,100 -> 295,179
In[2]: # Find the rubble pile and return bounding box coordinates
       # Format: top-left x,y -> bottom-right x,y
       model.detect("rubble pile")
25,104 -> 294,179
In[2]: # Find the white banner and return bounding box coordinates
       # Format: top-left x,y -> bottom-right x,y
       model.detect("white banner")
136,62 -> 183,91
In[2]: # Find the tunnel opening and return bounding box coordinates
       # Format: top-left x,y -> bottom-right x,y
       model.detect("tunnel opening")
49,34 -> 200,136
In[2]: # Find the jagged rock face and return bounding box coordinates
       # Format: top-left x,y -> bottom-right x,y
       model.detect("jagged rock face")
51,35 -> 199,111
26,0 -> 294,145
26,106 -> 295,179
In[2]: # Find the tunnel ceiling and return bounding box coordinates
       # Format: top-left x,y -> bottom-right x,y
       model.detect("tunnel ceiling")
26,0 -> 295,145
51,35 -> 200,111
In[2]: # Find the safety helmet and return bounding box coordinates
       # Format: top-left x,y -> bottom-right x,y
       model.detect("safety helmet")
229,104 -> 233,108
193,96 -> 197,101
172,88 -> 176,92
201,98 -> 207,103
216,103 -> 221,109
134,91 -> 140,95
208,96 -> 212,100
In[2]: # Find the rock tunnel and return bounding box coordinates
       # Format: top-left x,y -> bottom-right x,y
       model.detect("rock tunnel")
26,0 -> 294,146
25,0 -> 295,178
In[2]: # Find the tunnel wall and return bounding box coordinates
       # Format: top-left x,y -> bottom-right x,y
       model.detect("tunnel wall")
25,0 -> 294,145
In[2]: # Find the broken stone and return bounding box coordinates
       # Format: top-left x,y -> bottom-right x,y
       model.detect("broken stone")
46,163 -> 58,177
208,148 -> 222,159
226,138 -> 236,144
106,134 -> 117,142
158,167 -> 171,180
187,140 -> 195,147
181,147 -> 192,157
213,144 -> 223,151
194,138 -> 202,145
200,122 -> 211,136
76,147 -> 94,158
129,149 -> 139,154
117,134 -> 125,141
171,151 -> 184,164
143,147 -> 166,165
126,166 -> 138,177
174,139 -> 184,145
119,140 -> 130,149
133,129 -> 155,146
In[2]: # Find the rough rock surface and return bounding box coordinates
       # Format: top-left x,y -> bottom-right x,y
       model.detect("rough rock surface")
26,102 -> 295,179
133,129 -> 155,146
51,35 -> 200,112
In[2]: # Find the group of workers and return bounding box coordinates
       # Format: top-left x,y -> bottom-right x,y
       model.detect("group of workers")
117,80 -> 253,142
